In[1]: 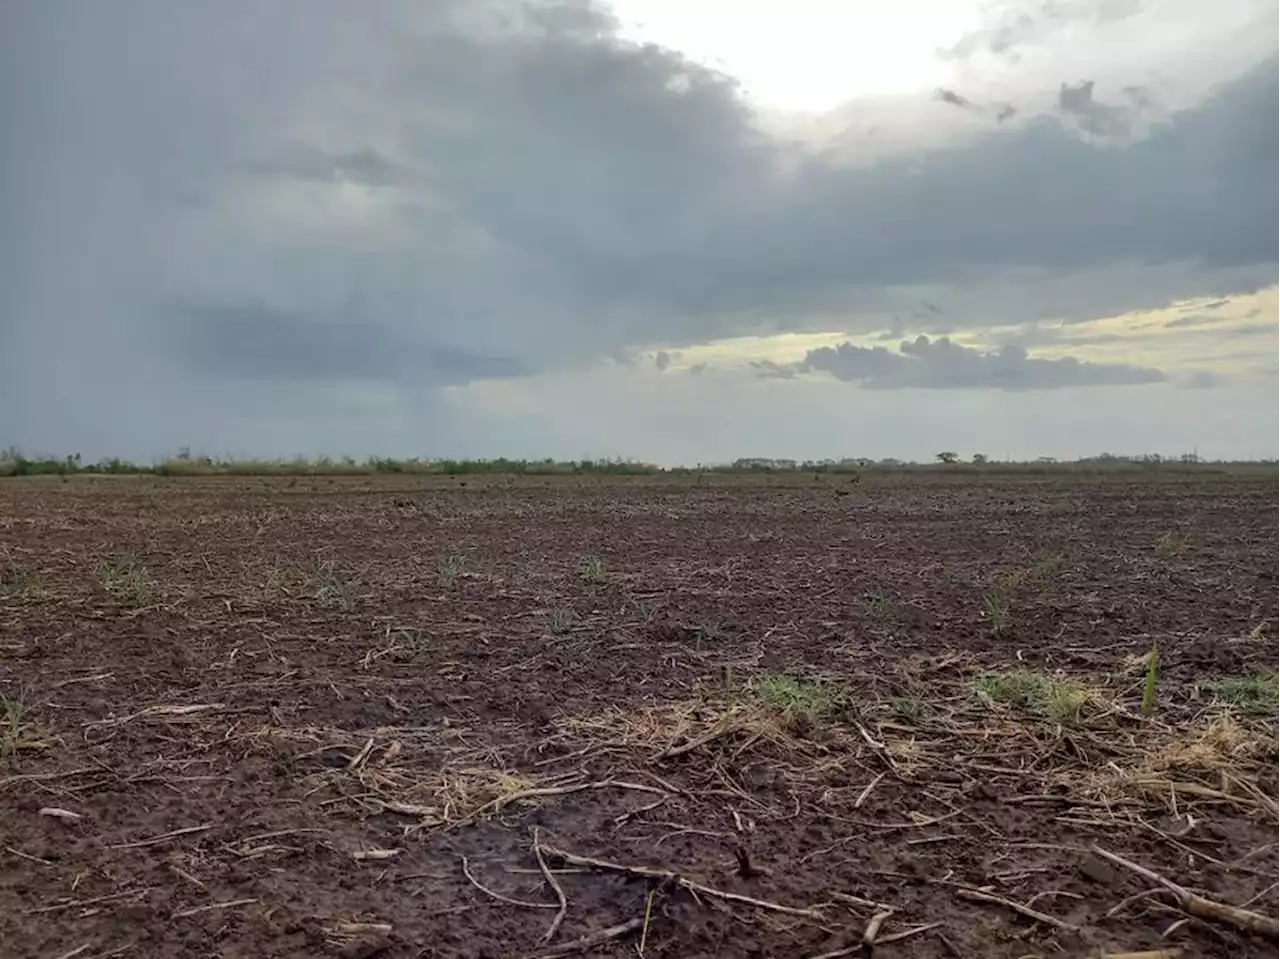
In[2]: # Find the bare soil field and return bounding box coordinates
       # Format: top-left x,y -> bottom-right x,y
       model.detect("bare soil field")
1,472 -> 1276,959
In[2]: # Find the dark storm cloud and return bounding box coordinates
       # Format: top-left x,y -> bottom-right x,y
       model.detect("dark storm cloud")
1163,314 -> 1210,329
750,359 -> 800,380
801,336 -> 1167,390
173,302 -> 525,384
1057,79 -> 1142,138
784,59 -> 1276,290
245,145 -> 407,188
0,0 -> 1276,411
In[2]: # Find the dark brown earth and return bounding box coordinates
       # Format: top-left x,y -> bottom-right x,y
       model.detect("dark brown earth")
1,472 -> 1276,959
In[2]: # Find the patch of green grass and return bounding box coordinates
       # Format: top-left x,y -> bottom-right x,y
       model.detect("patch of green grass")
0,561 -> 45,599
388,626 -> 428,659
979,558 -> 1062,636
982,586 -> 1010,634
1203,672 -> 1279,715
891,696 -> 923,722
1032,550 -> 1064,575
974,669 -> 1092,724
580,554 -> 605,584
0,693 -> 25,765
307,559 -> 352,609
437,554 -> 466,590
97,553 -> 153,605
1155,531 -> 1188,556
755,673 -> 843,727
547,608 -> 573,635
0,691 -> 52,769
862,590 -> 894,621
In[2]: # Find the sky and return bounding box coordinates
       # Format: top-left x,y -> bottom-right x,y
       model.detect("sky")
1,0 -> 1276,465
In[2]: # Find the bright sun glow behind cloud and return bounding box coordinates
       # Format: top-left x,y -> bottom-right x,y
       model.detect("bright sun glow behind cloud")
607,0 -> 986,112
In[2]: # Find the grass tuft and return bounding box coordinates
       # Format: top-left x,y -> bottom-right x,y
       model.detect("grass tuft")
307,559 -> 352,609
0,692 -> 26,765
0,560 -> 45,599
547,608 -> 574,636
97,553 -> 153,605
437,554 -> 466,590
982,586 -> 1009,634
862,591 -> 894,621
1203,672 -> 1279,716
974,669 -> 1094,724
0,691 -> 58,769
580,554 -> 606,584
755,673 -> 843,728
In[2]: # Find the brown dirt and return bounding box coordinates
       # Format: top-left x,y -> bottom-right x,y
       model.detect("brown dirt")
0,471 -> 1276,959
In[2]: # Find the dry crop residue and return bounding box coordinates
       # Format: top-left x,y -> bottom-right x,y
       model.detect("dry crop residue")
1,472 -> 1276,958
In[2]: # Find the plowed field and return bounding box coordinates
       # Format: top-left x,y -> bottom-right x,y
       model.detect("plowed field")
1,473 -> 1276,958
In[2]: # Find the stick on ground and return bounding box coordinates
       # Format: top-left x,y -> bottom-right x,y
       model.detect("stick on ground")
955,887 -> 1078,931
1091,845 -> 1279,940
461,856 -> 558,910
862,909 -> 893,946
541,844 -> 824,920
525,918 -> 644,959
532,829 -> 568,943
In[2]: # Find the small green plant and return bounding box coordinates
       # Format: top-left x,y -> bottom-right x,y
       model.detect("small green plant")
97,553 -> 152,605
1141,642 -> 1159,716
389,626 -> 428,659
862,591 -> 893,621
436,554 -> 466,590
1032,550 -> 1064,575
891,696 -> 923,722
974,669 -> 1092,724
0,561 -> 44,599
307,559 -> 351,609
756,673 -> 842,727
580,554 -> 605,584
1203,672 -> 1279,715
980,561 -> 1054,635
1155,531 -> 1187,556
0,693 -> 25,765
547,608 -> 573,635
0,691 -> 51,768
982,586 -> 1009,634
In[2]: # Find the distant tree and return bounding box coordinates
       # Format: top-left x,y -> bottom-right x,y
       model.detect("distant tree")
935,452 -> 959,465
971,453 -> 989,465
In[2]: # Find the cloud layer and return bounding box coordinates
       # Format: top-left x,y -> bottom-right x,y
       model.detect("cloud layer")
801,336 -> 1166,389
1,0 -> 1275,460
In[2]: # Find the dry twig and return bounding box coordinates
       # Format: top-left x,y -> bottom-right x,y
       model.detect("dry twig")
532,829 -> 568,944
955,886 -> 1078,931
541,843 -> 824,919
173,898 -> 258,918
110,823 -> 213,850
1091,845 -> 1279,939
461,855 -> 558,910
524,917 -> 644,959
